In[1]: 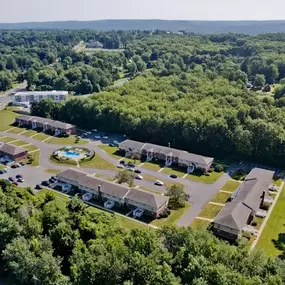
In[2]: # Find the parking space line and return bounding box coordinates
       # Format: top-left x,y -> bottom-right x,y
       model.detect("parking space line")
196,216 -> 214,222
18,130 -> 28,135
182,173 -> 188,179
209,201 -> 225,207
9,139 -> 19,144
139,162 -> 145,167
126,210 -> 133,216
4,127 -> 16,132
158,168 -> 164,173
21,143 -> 31,147
42,137 -> 52,143
28,149 -> 39,153
29,133 -> 39,138
219,190 -> 232,194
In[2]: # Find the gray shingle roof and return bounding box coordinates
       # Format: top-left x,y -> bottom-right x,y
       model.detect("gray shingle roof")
0,142 -> 27,156
56,168 -> 87,182
119,139 -> 213,166
126,188 -> 169,210
213,168 -> 274,230
16,115 -> 75,130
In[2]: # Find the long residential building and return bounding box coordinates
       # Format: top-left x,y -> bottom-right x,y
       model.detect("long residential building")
56,169 -> 169,217
119,139 -> 214,171
0,141 -> 28,162
16,115 -> 76,135
212,168 -> 274,241
13,91 -> 68,105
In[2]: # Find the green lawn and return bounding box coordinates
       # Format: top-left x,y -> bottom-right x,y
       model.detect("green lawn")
190,218 -> 211,229
0,137 -> 17,143
211,191 -> 231,204
151,202 -> 190,227
80,154 -> 116,170
7,127 -> 26,134
44,169 -> 61,174
21,129 -> 38,137
142,161 -> 163,171
257,185 -> 285,257
0,110 -> 18,131
98,145 -> 122,159
95,173 -> 115,182
33,133 -> 52,142
23,144 -> 39,152
48,136 -> 88,145
221,180 -> 240,192
0,164 -> 5,170
38,189 -> 147,230
9,140 -> 29,147
198,204 -> 223,219
138,186 -> 162,195
251,216 -> 264,231
186,171 -> 224,184
273,178 -> 283,187
162,166 -> 186,177
27,150 -> 40,166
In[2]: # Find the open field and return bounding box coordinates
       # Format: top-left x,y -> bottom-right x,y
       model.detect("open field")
48,136 -> 88,145
186,171 -> 223,184
151,203 -> 190,227
198,204 -> 223,219
0,110 -> 18,131
98,145 -> 121,159
190,218 -> 211,229
257,185 -> 285,257
221,180 -> 240,192
211,191 -> 231,204
162,166 -> 186,177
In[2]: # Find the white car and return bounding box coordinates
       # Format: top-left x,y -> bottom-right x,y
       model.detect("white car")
103,136 -> 108,139
135,175 -> 143,180
117,164 -> 124,169
155,180 -> 164,186
87,131 -> 91,135
92,129 -> 97,132
94,136 -> 100,139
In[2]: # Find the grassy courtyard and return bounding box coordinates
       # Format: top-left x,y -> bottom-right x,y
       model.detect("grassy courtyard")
0,110 -> 18,131
198,204 -> 224,220
257,185 -> 285,257
151,202 -> 190,227
162,166 -> 186,177
186,170 -> 224,184
48,136 -> 88,145
220,180 -> 240,192
211,191 -> 231,204
98,145 -> 122,159
190,218 -> 211,229
80,153 -> 116,170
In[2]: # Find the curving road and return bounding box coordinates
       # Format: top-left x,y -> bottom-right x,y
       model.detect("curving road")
0,131 -> 230,226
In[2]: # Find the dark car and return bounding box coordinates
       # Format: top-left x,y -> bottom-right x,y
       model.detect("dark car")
35,184 -> 43,190
41,180 -> 50,186
49,178 -> 55,183
16,174 -> 22,179
120,160 -> 126,165
19,162 -> 25,166
11,164 -> 17,169
134,169 -> 142,174
128,162 -> 135,168
170,174 -> 178,179
8,177 -> 14,182
109,143 -> 115,147
0,170 -> 4,174
51,176 -> 57,181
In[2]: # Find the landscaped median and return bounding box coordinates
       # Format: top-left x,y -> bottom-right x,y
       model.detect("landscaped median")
220,180 -> 240,192
256,185 -> 285,257
198,203 -> 224,220
211,191 -> 231,204
186,170 -> 224,184
190,218 -> 211,229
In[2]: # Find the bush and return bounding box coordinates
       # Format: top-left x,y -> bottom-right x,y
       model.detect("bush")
204,172 -> 210,176
251,219 -> 257,226
261,202 -> 270,211
214,164 -> 224,172
242,231 -> 251,240
208,167 -> 214,173
158,209 -> 171,219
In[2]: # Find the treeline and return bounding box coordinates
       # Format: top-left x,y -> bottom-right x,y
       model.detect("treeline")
0,180 -> 285,285
32,71 -> 285,168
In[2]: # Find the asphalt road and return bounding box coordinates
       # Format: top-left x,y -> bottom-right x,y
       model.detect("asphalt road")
0,130 -> 230,226
0,83 -> 27,110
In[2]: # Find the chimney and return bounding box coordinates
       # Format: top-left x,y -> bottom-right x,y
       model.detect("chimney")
98,184 -> 102,203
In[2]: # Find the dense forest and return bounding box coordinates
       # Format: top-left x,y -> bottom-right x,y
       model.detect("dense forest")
1,20 -> 285,34
0,180 -> 285,285
27,30 -> 285,167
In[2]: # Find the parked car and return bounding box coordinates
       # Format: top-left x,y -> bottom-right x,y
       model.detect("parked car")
0,170 -> 5,174
126,167 -> 134,172
134,169 -> 142,174
41,180 -> 50,186
51,176 -> 57,181
8,177 -> 14,182
170,174 -> 178,179
113,140 -> 119,146
135,175 -> 143,180
109,143 -> 115,147
103,136 -> 108,139
16,174 -> 22,179
19,162 -> 25,166
117,164 -> 124,169
87,131 -> 91,135
35,184 -> 43,190
94,136 -> 100,139
11,164 -> 18,169
120,160 -> 126,165
155,180 -> 164,186
3,168 -> 8,173
12,181 -> 19,186
18,177 -> 24,183
49,178 -> 55,183
92,129 -> 97,132
128,162 -> 135,168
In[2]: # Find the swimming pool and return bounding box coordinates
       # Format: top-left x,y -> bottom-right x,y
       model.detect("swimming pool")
63,151 -> 80,158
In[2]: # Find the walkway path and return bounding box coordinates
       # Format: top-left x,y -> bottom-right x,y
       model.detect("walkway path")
0,131 -> 231,227
251,181 -> 284,250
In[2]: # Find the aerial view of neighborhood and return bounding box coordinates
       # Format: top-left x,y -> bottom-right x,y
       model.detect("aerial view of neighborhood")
2,1 -> 285,284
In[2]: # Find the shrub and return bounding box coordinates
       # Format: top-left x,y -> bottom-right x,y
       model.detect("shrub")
214,164 -> 224,172
208,167 -> 214,173
251,219 -> 257,226
158,209 -> 171,219
242,231 -> 251,240
261,202 -> 270,211
204,172 -> 210,176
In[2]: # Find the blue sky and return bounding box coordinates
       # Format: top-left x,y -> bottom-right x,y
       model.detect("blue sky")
1,0 -> 285,22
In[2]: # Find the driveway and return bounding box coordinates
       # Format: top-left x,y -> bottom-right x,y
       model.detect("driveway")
0,131 -> 230,227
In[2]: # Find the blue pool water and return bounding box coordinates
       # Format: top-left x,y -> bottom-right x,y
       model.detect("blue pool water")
63,151 -> 80,158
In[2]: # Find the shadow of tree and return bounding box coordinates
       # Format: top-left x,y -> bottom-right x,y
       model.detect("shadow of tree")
273,232 -> 285,259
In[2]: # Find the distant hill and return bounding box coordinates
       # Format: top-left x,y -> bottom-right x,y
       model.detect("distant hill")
1,19 -> 285,34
